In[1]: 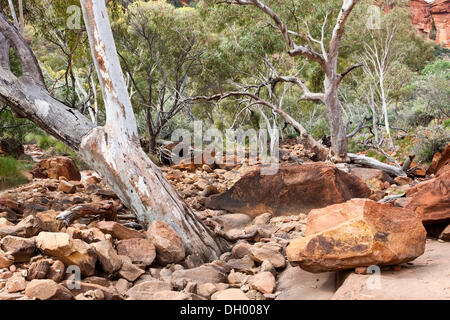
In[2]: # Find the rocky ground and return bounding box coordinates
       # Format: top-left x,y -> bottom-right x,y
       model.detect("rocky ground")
0,141 -> 448,300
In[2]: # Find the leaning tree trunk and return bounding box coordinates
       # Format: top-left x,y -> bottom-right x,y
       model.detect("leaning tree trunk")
0,2 -> 228,264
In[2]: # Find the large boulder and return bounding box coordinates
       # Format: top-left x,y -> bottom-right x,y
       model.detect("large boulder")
286,199 -> 426,273
31,156 -> 81,181
206,163 -> 371,217
35,232 -> 97,276
405,167 -> 450,224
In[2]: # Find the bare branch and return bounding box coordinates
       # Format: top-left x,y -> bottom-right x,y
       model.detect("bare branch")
329,0 -> 359,62
219,0 -> 325,66
0,12 -> 45,85
337,62 -> 363,84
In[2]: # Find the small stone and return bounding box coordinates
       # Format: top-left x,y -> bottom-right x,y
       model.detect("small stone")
197,283 -> 218,298
249,246 -> 286,269
211,288 -> 249,300
249,272 -> 276,294
48,260 -> 65,283
96,221 -> 145,240
58,180 -> 76,193
0,249 -> 15,268
118,256 -> 145,282
392,265 -> 402,271
0,236 -> 36,262
227,271 -> 249,285
125,280 -> 172,300
114,278 -> 131,296
439,225 -> 450,241
26,259 -> 51,280
116,238 -> 156,266
147,221 -> 185,265
232,242 -> 252,259
171,264 -> 228,285
25,279 -> 73,300
91,240 -> 122,274
202,164 -> 213,173
354,267 -> 368,274
36,232 -> 97,276
252,213 -> 272,226
394,176 -> 413,186
6,275 -> 26,293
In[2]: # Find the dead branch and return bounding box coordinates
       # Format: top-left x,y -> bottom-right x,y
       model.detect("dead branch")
56,201 -> 118,226
205,219 -> 258,242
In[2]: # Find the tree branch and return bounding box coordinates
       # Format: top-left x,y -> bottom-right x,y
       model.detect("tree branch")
337,62 -> 363,85
219,0 -> 325,67
329,0 -> 359,61
0,12 -> 45,85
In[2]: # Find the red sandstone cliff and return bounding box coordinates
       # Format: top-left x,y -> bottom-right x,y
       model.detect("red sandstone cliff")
410,0 -> 449,48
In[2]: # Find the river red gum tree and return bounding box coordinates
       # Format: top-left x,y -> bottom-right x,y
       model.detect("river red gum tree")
0,0 -> 228,263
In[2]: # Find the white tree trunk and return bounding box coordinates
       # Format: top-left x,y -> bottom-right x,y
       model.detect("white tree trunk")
0,3 -> 228,264
379,73 -> 394,149
79,0 -> 228,262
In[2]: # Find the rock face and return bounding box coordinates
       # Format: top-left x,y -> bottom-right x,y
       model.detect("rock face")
31,156 -> 81,181
410,0 -> 450,48
430,0 -> 450,48
439,224 -> 450,241
427,144 -> 450,175
206,163 -> 371,217
405,168 -> 450,224
332,240 -> 450,300
286,199 -> 427,273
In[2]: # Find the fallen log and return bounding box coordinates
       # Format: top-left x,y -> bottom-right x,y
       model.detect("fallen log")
56,201 -> 118,226
205,219 -> 258,242
348,153 -> 407,177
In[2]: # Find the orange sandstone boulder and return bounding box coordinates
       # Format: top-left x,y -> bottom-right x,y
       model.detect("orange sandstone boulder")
405,168 -> 450,224
31,156 -> 81,181
286,199 -> 426,273
206,163 -> 371,217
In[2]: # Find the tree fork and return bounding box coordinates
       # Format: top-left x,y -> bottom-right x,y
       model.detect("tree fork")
0,3 -> 229,263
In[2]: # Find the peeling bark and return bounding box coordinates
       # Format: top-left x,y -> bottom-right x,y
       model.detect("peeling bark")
79,0 -> 229,261
0,4 -> 229,263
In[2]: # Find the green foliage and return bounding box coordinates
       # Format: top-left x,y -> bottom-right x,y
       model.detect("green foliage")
421,59 -> 450,78
0,156 -> 31,190
366,150 -> 387,163
413,125 -> 450,163
24,133 -> 58,150
443,119 -> 450,129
